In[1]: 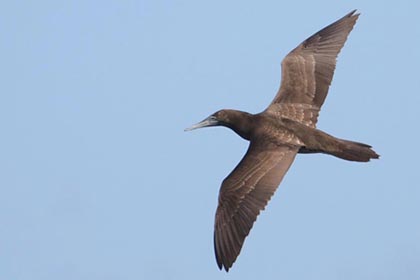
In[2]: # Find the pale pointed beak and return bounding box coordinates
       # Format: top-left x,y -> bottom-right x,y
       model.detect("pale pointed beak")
184,116 -> 219,131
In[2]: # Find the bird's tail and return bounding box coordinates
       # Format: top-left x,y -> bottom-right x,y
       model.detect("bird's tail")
281,118 -> 380,162
330,139 -> 380,162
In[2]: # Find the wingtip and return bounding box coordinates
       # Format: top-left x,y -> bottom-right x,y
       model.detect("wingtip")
215,257 -> 230,272
348,9 -> 360,18
337,9 -> 360,29
215,254 -> 232,272
214,241 -> 233,272
214,232 -> 231,272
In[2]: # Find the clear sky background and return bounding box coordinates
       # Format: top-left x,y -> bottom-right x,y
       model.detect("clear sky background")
1,1 -> 419,279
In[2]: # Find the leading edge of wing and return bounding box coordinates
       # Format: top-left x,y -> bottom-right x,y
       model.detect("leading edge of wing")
269,10 -> 359,109
214,141 -> 298,271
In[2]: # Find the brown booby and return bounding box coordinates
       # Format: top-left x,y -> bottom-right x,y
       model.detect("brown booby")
185,10 -> 379,271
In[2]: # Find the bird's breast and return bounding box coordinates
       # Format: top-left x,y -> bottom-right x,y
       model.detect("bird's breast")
252,116 -> 305,147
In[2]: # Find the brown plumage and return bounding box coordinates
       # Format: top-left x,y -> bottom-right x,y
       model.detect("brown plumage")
185,10 -> 379,271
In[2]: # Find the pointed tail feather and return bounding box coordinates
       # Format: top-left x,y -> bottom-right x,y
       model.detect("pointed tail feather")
331,139 -> 380,162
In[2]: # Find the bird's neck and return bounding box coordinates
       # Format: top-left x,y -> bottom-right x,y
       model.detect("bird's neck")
221,110 -> 254,141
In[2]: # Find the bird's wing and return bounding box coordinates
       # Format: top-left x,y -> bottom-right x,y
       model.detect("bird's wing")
214,141 -> 298,271
266,10 -> 359,126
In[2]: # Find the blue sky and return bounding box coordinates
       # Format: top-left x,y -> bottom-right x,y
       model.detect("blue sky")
1,1 -> 419,279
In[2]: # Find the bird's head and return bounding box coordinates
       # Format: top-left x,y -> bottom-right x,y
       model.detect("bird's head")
185,109 -> 253,140
184,110 -> 230,131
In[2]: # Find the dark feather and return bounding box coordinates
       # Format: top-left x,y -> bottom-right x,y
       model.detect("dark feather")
270,10 -> 359,111
214,141 -> 298,271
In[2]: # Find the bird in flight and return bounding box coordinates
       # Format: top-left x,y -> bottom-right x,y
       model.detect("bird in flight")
185,10 -> 379,272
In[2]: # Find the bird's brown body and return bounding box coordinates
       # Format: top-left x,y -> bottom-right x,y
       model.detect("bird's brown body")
186,10 -> 379,271
219,109 -> 378,161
